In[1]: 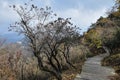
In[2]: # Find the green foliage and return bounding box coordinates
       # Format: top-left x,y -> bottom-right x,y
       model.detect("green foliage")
112,11 -> 120,17
116,0 -> 120,8
105,29 -> 120,53
98,17 -> 111,23
86,52 -> 95,58
85,29 -> 102,48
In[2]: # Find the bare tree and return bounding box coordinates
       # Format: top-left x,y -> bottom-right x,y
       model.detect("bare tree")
9,2 -> 80,80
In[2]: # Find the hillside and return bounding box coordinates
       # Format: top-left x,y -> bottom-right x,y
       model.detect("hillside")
80,1 -> 120,79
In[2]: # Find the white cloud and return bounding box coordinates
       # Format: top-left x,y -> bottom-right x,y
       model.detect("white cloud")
37,0 -> 54,7
0,1 -> 19,24
0,0 -> 54,24
57,6 -> 107,32
0,0 -> 112,34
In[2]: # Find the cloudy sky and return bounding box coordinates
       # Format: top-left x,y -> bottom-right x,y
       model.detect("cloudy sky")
0,0 -> 115,42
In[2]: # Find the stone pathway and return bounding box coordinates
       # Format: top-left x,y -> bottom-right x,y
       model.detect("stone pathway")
74,54 -> 115,80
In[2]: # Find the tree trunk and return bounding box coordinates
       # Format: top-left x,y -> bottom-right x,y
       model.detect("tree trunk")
54,72 -> 62,80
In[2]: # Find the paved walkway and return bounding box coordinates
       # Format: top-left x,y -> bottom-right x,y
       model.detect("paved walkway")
74,54 -> 115,80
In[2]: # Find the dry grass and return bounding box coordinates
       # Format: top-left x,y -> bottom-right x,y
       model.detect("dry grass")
49,62 -> 84,80
0,44 -> 85,80
108,74 -> 120,80
62,62 -> 84,80
102,53 -> 120,80
0,51 -> 50,80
